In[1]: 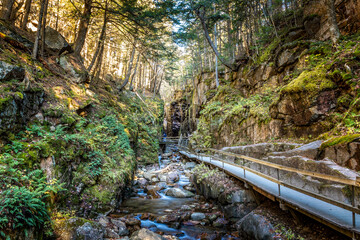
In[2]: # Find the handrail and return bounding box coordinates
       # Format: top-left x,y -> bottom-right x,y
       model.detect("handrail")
178,144 -> 360,236
205,148 -> 360,187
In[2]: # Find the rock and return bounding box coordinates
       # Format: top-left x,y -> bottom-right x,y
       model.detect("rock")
137,178 -> 148,186
212,217 -> 228,228
98,216 -> 110,227
159,175 -> 167,182
45,26 -> 73,55
304,14 -> 321,37
59,55 -> 88,83
76,222 -> 104,240
184,162 -> 196,170
190,212 -> 206,221
180,205 -> 192,211
130,228 -> 166,240
0,61 -> 25,82
165,188 -> 194,198
236,213 -> 276,240
105,228 -> 120,239
156,215 -> 179,223
167,171 -> 180,183
112,219 -> 129,236
224,203 -> 257,219
125,218 -> 141,227
147,189 -> 161,199
156,182 -> 167,190
270,140 -> 322,159
143,171 -> 156,181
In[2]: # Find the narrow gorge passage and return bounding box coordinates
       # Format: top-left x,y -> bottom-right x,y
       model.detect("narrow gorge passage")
113,144 -> 237,240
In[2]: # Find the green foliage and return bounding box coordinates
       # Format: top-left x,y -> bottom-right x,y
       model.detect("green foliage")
0,153 -> 62,237
320,134 -> 360,150
275,224 -> 304,240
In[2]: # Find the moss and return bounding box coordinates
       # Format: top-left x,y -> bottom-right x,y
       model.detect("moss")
320,134 -> 360,150
60,114 -> 77,125
258,37 -> 281,63
14,92 -> 23,99
281,67 -> 336,96
0,95 -> 12,110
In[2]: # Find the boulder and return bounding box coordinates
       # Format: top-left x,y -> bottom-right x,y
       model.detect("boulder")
147,189 -> 161,199
165,188 -> 194,198
270,140 -> 322,159
76,222 -> 104,240
190,212 -> 206,221
0,61 -> 25,82
236,213 -> 276,240
167,171 -> 180,183
130,228 -> 166,240
44,26 -> 73,55
112,219 -> 129,236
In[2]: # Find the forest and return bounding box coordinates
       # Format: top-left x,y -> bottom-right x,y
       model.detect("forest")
0,0 -> 360,239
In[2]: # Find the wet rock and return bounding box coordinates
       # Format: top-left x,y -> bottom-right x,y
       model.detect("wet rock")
180,212 -> 191,222
236,213 -> 276,240
165,188 -> 195,198
191,212 -> 206,221
130,228 -> 166,240
125,218 -> 141,226
76,222 -> 104,240
137,178 -> 148,186
112,219 -> 129,236
156,214 -> 179,223
167,171 -> 180,183
147,189 -> 161,199
0,61 -> 25,82
143,171 -> 157,181
156,182 -> 167,190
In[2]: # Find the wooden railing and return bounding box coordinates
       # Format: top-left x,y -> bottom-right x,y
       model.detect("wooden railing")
178,144 -> 360,237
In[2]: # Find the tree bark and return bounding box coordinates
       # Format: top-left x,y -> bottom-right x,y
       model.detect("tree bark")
0,0 -> 15,22
21,0 -> 32,29
32,0 -> 46,59
40,0 -> 49,57
87,8 -> 107,72
129,52 -> 140,90
326,0 -> 340,45
74,0 -> 92,56
195,8 -> 236,71
119,42 -> 136,91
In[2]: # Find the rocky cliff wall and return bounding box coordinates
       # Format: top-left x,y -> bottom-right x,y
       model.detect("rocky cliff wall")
185,0 -> 360,148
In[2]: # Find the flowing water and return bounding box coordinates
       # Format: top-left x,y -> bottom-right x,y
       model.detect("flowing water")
115,147 -> 237,239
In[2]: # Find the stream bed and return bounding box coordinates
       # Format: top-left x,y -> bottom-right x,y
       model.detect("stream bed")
112,151 -> 240,240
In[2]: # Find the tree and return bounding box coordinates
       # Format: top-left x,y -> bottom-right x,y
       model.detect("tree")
32,0 -> 48,59
326,0 -> 340,45
74,0 -> 93,56
0,0 -> 15,21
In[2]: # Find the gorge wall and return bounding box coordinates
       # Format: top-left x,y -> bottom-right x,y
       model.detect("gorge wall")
167,0 -> 360,149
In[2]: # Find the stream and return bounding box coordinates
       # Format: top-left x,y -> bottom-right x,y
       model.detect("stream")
111,145 -> 239,240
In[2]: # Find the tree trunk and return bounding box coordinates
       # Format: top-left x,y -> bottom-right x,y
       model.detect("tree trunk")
0,0 -> 15,22
32,0 -> 46,59
119,42 -> 136,91
129,52 -> 140,90
195,8 -> 235,71
40,0 -> 49,57
87,8 -> 107,72
10,0 -> 24,23
74,0 -> 92,56
21,0 -> 32,29
326,0 -> 340,45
